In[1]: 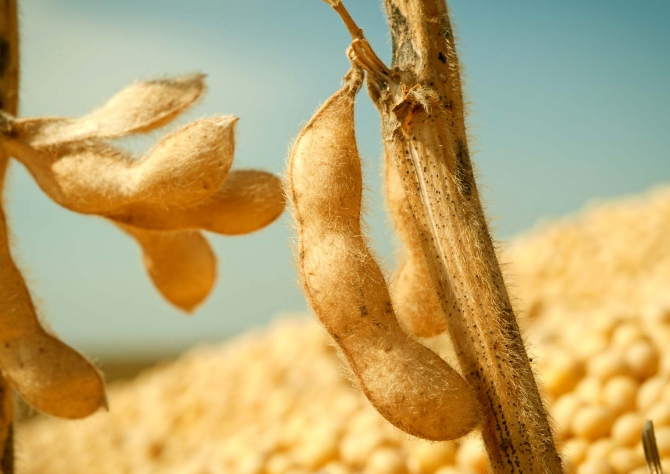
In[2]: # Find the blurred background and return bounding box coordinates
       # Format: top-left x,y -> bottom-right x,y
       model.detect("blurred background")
6,1 -> 670,378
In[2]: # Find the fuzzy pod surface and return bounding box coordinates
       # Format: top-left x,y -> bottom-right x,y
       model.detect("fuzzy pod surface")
13,75 -> 206,147
288,66 -> 481,441
0,205 -> 106,418
106,170 -> 285,236
117,224 -> 217,312
386,157 -> 448,338
4,117 -> 237,215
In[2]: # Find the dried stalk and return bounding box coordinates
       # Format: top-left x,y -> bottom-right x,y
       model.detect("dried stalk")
329,0 -> 564,472
642,420 -> 663,474
0,0 -> 18,470
378,2 -> 562,472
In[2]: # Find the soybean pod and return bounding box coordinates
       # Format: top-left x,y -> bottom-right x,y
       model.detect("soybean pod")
288,65 -> 480,441
386,156 -> 448,338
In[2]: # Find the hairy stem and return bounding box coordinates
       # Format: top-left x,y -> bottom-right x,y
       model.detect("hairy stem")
0,0 -> 19,472
366,1 -> 563,473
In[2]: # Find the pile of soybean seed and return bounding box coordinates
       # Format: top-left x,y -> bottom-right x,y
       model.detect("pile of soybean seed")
17,186 -> 670,474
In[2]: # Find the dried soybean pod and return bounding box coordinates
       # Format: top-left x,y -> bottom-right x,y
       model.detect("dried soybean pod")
4,116 -> 238,214
0,202 -> 105,419
0,333 -> 106,419
13,74 -> 206,147
117,223 -> 216,312
288,66 -> 480,441
386,158 -> 448,337
106,170 -> 286,236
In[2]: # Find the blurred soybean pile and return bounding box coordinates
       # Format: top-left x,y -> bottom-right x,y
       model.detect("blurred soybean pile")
17,185 -> 670,474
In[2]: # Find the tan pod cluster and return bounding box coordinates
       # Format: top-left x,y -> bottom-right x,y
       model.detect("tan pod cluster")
0,24 -> 283,434
1,75 -> 285,312
288,66 -> 480,441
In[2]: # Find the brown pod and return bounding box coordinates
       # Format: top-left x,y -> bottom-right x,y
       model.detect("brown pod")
288,67 -> 480,441
386,159 -> 448,337
14,74 -> 206,147
5,116 -> 238,215
0,203 -> 106,418
107,170 -> 286,236
117,224 -> 216,312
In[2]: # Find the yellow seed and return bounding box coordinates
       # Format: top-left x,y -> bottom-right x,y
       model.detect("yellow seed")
575,376 -> 602,405
562,458 -> 577,474
624,339 -> 659,381
592,312 -> 622,339
562,438 -> 589,465
455,436 -> 489,474
340,431 -> 387,467
648,403 -> 670,427
577,334 -> 609,358
642,304 -> 670,325
553,393 -> 584,439
576,459 -> 615,474
293,430 -> 339,469
601,375 -> 638,414
571,406 -> 615,440
321,462 -> 351,474
587,351 -> 631,382
607,447 -> 645,474
117,224 -> 216,312
347,410 -> 387,435
265,454 -> 295,474
408,440 -> 457,474
655,427 -> 670,457
542,350 -> 585,398
637,374 -> 667,411
611,322 -> 646,350
586,437 -> 615,461
611,413 -> 645,447
236,453 -> 265,474
363,447 -> 408,474
435,468 -> 474,474
288,66 -> 480,441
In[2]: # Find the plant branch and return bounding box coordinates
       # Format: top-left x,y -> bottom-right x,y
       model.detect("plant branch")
0,0 -> 19,471
325,0 -> 392,80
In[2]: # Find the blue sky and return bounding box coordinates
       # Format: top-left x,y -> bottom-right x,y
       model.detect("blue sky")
6,1 -> 670,357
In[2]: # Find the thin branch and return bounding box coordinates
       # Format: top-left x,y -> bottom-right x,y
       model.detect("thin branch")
324,1 -> 392,80
642,420 -> 664,474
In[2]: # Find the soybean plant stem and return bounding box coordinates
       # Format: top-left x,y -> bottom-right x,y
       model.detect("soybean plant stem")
375,1 -> 563,472
328,0 -> 564,472
0,0 -> 19,471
